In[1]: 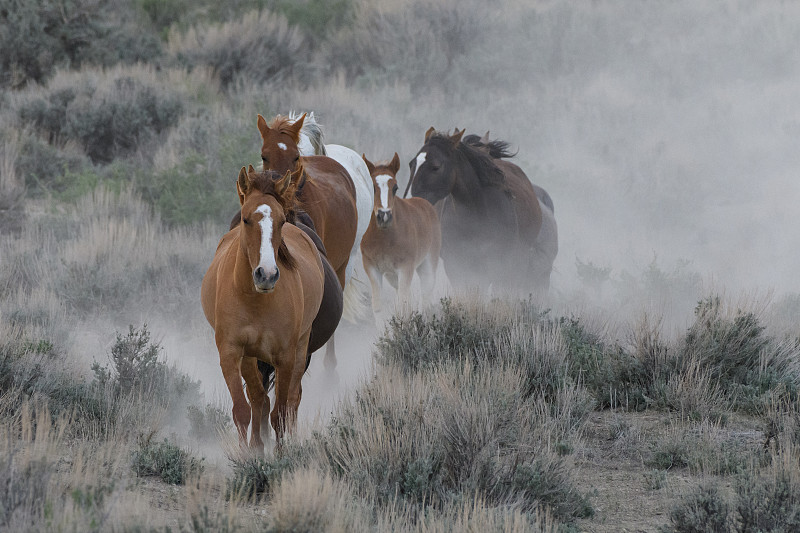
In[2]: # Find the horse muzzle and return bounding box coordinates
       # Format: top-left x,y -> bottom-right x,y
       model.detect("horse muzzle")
253,266 -> 279,292
375,209 -> 393,228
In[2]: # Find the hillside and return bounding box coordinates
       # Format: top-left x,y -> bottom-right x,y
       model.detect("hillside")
2,1 -> 800,531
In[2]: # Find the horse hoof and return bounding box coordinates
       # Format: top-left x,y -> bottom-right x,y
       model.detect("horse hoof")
325,369 -> 340,387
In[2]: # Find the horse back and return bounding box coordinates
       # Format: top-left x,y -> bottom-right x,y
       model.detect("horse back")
495,159 -> 543,243
298,156 -> 358,281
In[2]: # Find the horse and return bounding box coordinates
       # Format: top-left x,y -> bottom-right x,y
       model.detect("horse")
461,132 -> 555,214
408,128 -> 558,293
360,153 -> 441,319
288,111 -> 374,299
257,113 -> 358,373
201,166 -> 326,449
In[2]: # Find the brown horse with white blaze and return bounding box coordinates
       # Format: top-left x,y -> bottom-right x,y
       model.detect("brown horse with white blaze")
201,166 -> 324,448
256,113 -> 357,373
360,153 -> 441,317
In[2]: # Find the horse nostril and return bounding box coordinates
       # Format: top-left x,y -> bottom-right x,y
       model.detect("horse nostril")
269,268 -> 280,284
254,266 -> 266,283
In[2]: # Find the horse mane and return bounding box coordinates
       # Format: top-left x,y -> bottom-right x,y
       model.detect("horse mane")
244,170 -> 300,270
267,115 -> 303,144
427,132 -> 507,191
462,134 -> 517,159
289,111 -> 327,156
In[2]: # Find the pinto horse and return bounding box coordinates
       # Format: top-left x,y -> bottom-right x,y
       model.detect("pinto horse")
256,113 -> 358,372
360,153 -> 441,318
408,128 -> 557,293
201,166 -> 325,448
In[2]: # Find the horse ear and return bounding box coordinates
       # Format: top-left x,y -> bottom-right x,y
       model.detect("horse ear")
276,170 -> 293,196
450,128 -> 465,146
362,154 -> 375,175
389,152 -> 401,175
288,112 -> 306,142
257,114 -> 270,138
236,166 -> 248,205
480,130 -> 490,144
424,127 -> 436,142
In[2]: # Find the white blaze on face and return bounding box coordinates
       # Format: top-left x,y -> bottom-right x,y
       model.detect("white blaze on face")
375,175 -> 393,209
255,204 -> 278,273
277,142 -> 287,151
415,152 -> 427,173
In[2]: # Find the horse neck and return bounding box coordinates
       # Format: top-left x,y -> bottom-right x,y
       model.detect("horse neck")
448,155 -> 489,212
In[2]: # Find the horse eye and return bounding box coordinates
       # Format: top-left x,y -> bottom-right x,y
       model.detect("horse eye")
242,217 -> 249,225
392,184 -> 398,194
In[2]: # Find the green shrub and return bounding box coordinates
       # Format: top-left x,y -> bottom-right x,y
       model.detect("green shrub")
560,316 -> 652,410
168,9 -> 311,89
17,73 -> 183,164
666,484 -> 731,533
92,325 -> 201,403
227,455 -> 294,501
131,438 -> 203,485
14,135 -> 91,196
0,0 -> 163,89
682,296 -> 800,413
274,0 -> 353,43
735,468 -> 800,531
187,403 -> 231,441
0,453 -> 52,528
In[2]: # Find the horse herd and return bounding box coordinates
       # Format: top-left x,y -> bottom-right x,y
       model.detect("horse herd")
200,112 -> 558,449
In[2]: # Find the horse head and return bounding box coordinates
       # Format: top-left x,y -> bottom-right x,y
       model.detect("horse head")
363,153 -> 401,229
236,164 -> 299,293
258,113 -> 305,176
407,128 -> 464,205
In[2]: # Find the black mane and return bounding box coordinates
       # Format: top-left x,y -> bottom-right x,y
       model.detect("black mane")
427,133 -> 507,190
462,134 -> 517,159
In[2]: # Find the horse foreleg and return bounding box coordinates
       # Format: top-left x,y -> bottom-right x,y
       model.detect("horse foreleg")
364,261 -> 384,319
416,255 -> 437,303
397,267 -> 414,311
219,347 -> 250,445
241,357 -> 267,451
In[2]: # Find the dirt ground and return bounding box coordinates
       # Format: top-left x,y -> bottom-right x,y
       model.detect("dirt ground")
573,411 -> 763,532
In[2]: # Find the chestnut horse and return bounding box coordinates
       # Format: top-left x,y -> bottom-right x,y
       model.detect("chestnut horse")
201,166 -> 325,448
360,153 -> 441,318
408,128 -> 557,293
257,113 -> 358,372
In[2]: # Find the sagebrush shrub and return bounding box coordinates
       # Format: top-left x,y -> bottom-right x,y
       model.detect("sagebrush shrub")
168,10 -> 311,89
131,437 -> 203,485
15,70 -> 183,164
0,0 -> 163,89
681,296 -> 800,413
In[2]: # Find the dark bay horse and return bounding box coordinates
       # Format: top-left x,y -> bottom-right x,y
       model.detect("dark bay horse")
256,113 -> 358,373
408,128 -> 557,293
201,166 -> 326,448
360,153 -> 441,319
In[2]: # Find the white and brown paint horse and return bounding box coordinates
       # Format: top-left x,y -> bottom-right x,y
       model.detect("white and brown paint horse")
360,153 -> 441,318
288,111 -> 372,322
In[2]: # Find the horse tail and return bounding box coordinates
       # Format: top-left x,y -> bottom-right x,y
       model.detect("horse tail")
341,273 -> 370,323
257,360 -> 275,392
